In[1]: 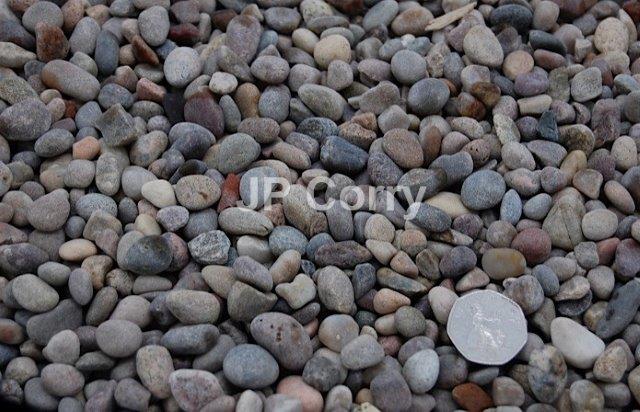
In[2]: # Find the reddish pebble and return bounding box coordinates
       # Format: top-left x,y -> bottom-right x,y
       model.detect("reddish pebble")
168,23 -> 200,44
511,227 -> 552,264
326,0 -> 364,15
35,23 -> 69,63
64,100 -> 77,119
184,89 -> 225,137
277,376 -> 323,412
131,35 -> 159,65
61,0 -> 84,32
73,136 -> 101,160
212,10 -> 237,31
624,0 -> 640,23
217,173 -> 240,212
614,239 -> 640,279
379,335 -> 402,356
533,49 -> 566,70
597,237 -> 620,265
136,78 -> 166,103
452,383 -> 494,412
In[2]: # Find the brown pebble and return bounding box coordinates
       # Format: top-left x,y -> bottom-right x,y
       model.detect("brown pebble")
36,23 -> 69,63
452,383 -> 494,412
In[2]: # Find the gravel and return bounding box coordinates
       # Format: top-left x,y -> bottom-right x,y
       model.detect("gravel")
0,1 -> 638,410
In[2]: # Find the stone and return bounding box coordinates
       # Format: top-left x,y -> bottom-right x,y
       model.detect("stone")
407,78 -> 450,116
169,369 -> 223,412
370,371 -> 412,412
527,345 -> 567,404
571,67 -> 602,102
316,266 -> 354,314
593,346 -> 627,383
340,334 -> 384,370
298,84 -> 346,121
12,274 -> 59,313
551,317 -> 605,369
596,279 -> 640,339
43,330 -> 79,364
223,344 -> 280,389
96,319 -> 142,358
136,345 -> 174,399
188,230 -> 231,265
41,60 -> 100,101
481,248 -> 526,280
41,364 -> 84,397
139,6 -> 170,46
166,290 -> 220,324
402,349 -> 439,394
463,25 -> 504,67
226,15 -> 262,63
124,235 -> 172,276
161,324 -> 219,355
164,47 -> 202,87
594,17 -> 629,53
95,104 -> 139,147
26,299 -> 83,346
461,170 -> 506,210
0,98 -> 51,142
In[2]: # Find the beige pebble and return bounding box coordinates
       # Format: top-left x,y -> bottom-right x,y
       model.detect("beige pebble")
503,50 -> 534,80
59,239 -> 97,261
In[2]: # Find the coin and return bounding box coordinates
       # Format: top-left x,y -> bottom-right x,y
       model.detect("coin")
447,290 -> 528,365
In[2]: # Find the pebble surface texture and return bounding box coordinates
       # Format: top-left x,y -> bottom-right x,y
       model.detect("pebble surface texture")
0,0 -> 639,411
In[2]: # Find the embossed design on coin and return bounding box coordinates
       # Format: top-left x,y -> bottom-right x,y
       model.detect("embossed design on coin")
447,290 -> 527,365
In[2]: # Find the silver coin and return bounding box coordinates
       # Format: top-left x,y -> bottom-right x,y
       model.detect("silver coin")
447,290 -> 527,365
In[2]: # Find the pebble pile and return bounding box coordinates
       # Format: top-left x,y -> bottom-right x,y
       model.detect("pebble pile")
0,0 -> 639,411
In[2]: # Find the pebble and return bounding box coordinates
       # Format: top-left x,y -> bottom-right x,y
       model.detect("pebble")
463,25 -> 504,68
313,34 -> 351,70
209,72 -> 238,95
12,274 -> 59,313
594,17 -> 629,53
115,378 -> 151,412
320,136 -> 368,174
551,317 -> 605,369
407,78 -> 450,116
340,334 -> 384,370
123,235 -> 172,276
25,299 -> 83,346
161,324 -> 219,355
402,349 -> 439,394
408,203 -> 451,233
95,319 -> 143,358
482,248 -> 527,280
166,290 -> 221,324
298,84 -> 346,121
41,60 -> 100,101
136,345 -> 174,399
216,133 -> 261,174
370,370 -> 412,412
596,279 -> 640,339
43,330 -> 80,365
138,6 -> 169,47
169,369 -> 223,412
223,344 -> 280,389
188,230 -> 231,264
316,266 -> 355,314
461,170 -> 506,210
391,50 -> 426,85
164,47 -> 202,88
571,67 -> 603,102
0,98 -> 51,142
582,209 -> 618,241
41,364 -> 84,397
